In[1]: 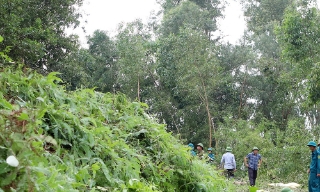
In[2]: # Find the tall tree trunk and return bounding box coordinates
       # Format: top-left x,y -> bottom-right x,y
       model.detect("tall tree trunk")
238,66 -> 247,118
201,78 -> 215,148
238,76 -> 247,118
205,101 -> 214,147
137,74 -> 140,101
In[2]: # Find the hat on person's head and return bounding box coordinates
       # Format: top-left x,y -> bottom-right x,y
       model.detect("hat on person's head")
307,141 -> 317,147
252,146 -> 259,151
207,147 -> 213,151
197,143 -> 204,149
226,147 -> 232,152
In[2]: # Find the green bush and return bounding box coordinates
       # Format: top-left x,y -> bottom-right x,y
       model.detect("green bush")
0,66 -> 233,191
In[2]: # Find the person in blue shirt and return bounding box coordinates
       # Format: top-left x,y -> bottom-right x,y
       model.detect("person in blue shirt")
188,143 -> 196,156
220,147 -> 236,179
207,148 -> 215,164
307,141 -> 320,192
244,146 -> 262,187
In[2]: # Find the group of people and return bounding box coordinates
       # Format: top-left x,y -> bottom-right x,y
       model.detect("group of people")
188,143 -> 262,187
189,141 -> 320,192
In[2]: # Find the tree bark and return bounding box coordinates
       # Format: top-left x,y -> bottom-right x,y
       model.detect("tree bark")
200,78 -> 215,148
137,74 -> 140,102
238,66 -> 247,118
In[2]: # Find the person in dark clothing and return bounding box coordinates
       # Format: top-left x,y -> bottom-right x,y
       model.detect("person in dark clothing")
307,141 -> 320,192
188,143 -> 196,156
244,146 -> 262,187
207,147 -> 215,164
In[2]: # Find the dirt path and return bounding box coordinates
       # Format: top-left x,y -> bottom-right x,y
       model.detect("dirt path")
232,180 -> 307,192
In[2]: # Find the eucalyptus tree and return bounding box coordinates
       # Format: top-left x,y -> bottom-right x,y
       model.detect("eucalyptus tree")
240,0 -> 297,130
58,49 -> 94,90
86,30 -> 118,93
157,28 -> 221,147
215,42 -> 257,120
116,20 -> 156,102
276,0 -> 320,127
159,0 -> 223,38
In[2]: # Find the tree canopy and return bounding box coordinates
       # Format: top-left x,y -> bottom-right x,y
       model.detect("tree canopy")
0,0 -> 83,72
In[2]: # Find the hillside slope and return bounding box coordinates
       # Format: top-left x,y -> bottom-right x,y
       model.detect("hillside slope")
0,66 -> 233,191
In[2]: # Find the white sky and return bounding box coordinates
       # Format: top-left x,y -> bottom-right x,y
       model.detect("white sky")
70,0 -> 246,46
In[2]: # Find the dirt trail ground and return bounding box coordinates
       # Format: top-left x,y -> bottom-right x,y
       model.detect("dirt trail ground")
233,180 -> 307,192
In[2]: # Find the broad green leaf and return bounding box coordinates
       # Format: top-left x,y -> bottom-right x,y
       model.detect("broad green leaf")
0,97 -> 13,110
0,163 -> 12,174
91,163 -> 100,172
18,113 -> 29,120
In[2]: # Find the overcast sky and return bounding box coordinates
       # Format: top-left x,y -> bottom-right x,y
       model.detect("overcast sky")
71,0 -> 246,46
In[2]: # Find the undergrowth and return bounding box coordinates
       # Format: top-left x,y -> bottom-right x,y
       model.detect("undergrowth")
0,63 -> 234,191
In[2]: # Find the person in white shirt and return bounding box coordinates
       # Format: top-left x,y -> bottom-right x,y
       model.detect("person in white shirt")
220,147 -> 236,179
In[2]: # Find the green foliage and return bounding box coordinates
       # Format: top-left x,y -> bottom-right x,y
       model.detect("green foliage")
276,1 -> 320,103
239,0 -> 299,131
0,0 -> 83,72
0,36 -> 13,65
0,65 -> 232,191
242,0 -> 294,35
276,3 -> 320,70
57,30 -> 118,91
160,1 -> 217,36
157,27 -> 221,145
116,20 -> 156,101
216,118 -> 312,186
59,48 -> 96,90
2,0 -> 320,189
158,0 -> 223,33
86,30 -> 118,93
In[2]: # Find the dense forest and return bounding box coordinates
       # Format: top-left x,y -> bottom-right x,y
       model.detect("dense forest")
1,0 -> 320,191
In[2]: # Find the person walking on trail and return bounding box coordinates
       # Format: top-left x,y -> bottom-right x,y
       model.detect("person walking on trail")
207,148 -> 215,162
188,143 -> 196,156
220,147 -> 236,179
196,143 -> 205,160
244,146 -> 262,187
307,141 -> 320,192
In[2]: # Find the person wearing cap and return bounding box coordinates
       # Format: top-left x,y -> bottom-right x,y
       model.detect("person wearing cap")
220,147 -> 236,179
196,143 -> 205,160
207,148 -> 215,164
188,143 -> 196,156
244,146 -> 262,186
307,141 -> 320,192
